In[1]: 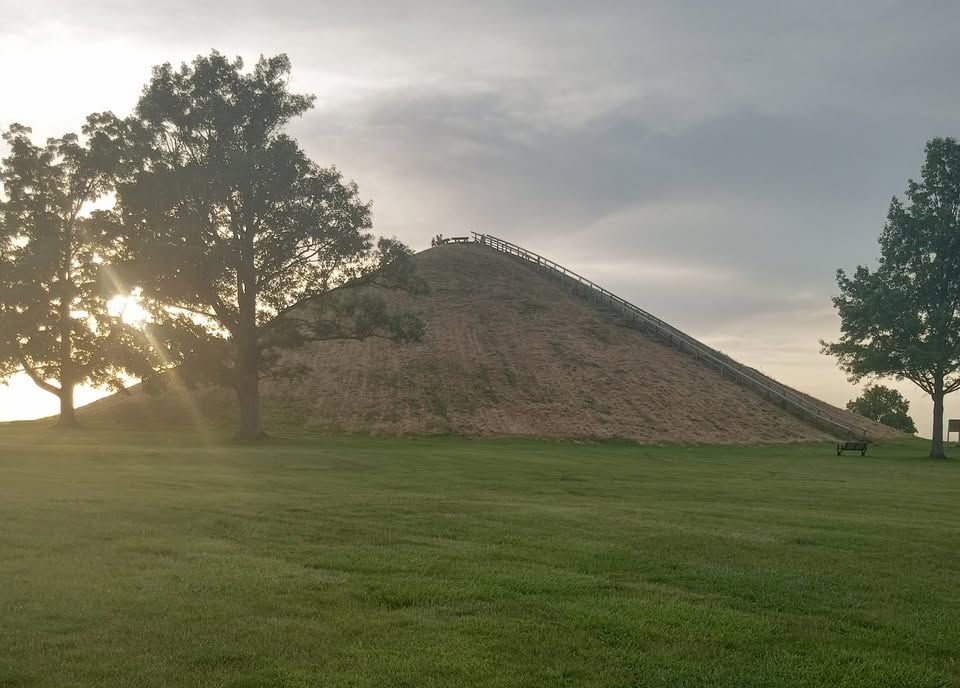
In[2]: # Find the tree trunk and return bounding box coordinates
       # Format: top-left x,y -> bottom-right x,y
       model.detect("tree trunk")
57,383 -> 78,428
57,301 -> 77,428
234,251 -> 263,440
57,218 -> 77,429
235,367 -> 263,440
930,377 -> 946,459
234,316 -> 263,439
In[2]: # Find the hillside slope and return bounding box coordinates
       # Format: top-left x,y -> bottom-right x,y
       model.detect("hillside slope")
79,243 -> 899,442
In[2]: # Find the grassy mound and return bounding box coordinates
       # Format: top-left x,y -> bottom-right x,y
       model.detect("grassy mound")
75,244 -> 899,443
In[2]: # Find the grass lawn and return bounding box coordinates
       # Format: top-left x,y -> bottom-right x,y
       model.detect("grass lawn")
0,427 -> 958,687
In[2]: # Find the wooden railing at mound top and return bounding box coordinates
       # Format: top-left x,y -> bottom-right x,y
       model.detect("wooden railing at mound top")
471,232 -> 870,440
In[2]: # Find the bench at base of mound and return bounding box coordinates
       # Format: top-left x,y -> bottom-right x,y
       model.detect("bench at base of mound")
836,441 -> 869,456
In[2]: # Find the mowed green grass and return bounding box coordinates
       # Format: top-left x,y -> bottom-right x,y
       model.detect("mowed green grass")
1,427 -> 958,688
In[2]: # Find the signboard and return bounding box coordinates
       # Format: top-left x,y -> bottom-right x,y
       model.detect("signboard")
949,419 -> 960,444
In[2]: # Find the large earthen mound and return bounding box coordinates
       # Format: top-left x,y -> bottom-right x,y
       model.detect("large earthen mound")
80,243 -> 901,443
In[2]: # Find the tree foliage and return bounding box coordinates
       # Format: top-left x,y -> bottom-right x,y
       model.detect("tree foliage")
846,385 -> 917,434
823,137 -> 960,458
105,52 -> 424,439
0,120 -> 153,425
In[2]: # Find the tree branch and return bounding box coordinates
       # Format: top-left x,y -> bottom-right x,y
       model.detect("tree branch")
167,302 -> 219,319
903,371 -> 934,395
18,355 -> 61,397
205,291 -> 239,337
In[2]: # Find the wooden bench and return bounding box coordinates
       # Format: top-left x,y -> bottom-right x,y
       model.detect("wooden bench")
836,441 -> 869,456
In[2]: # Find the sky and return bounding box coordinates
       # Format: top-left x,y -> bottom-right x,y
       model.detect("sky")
1,0 -> 959,436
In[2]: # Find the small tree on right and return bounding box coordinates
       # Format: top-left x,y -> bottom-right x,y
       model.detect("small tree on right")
823,137 -> 960,459
846,385 -> 917,435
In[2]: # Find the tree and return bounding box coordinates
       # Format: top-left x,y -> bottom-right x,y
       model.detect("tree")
107,52 -> 424,440
823,137 -> 960,459
846,385 -> 917,434
0,120 -> 152,426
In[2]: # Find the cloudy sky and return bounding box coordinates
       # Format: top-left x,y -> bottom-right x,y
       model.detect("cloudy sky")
1,1 -> 958,435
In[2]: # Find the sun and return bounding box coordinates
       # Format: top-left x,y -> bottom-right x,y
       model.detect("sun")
107,291 -> 149,324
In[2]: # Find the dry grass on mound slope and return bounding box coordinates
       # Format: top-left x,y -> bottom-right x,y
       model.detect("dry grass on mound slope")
78,243 -> 899,443
272,244 -> 828,442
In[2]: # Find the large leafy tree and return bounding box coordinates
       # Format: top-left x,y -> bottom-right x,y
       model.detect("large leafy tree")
0,119 -> 152,426
823,137 -> 960,459
108,52 -> 423,439
846,385 -> 917,434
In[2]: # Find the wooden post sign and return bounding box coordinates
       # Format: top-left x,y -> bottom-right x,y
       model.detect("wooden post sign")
949,419 -> 960,445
